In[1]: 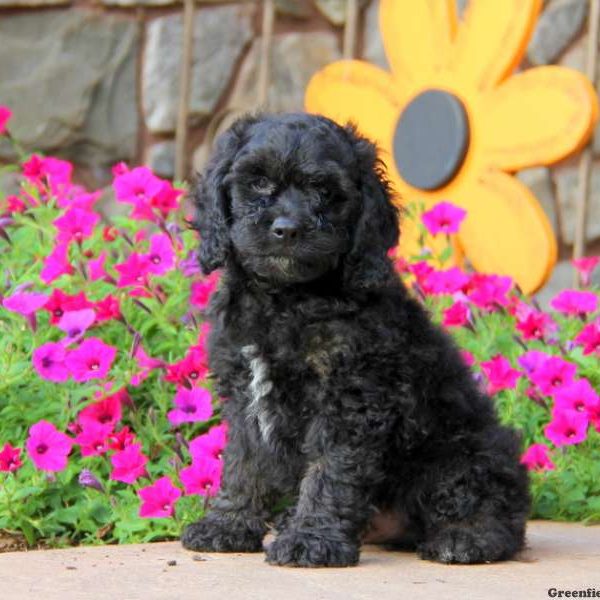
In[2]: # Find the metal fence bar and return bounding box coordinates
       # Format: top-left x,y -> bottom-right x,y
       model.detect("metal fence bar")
175,0 -> 196,181
257,0 -> 275,108
343,0 -> 359,59
573,0 -> 600,284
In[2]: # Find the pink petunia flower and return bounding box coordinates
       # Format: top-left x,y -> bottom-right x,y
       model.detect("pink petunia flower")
544,409 -> 589,447
520,443 -> 555,472
26,421 -> 73,472
167,387 -> 213,426
44,290 -> 92,325
115,252 -> 151,290
393,256 -> 410,274
53,208 -> 100,244
421,267 -> 470,295
59,189 -> 102,211
112,162 -> 129,177
78,392 -> 123,429
164,345 -> 209,387
2,292 -> 48,316
22,155 -> 73,198
74,421 -> 113,457
180,457 -> 222,497
0,443 -> 23,473
129,200 -> 158,223
94,295 -> 121,323
88,251 -> 109,282
460,350 -> 475,367
572,256 -> 599,287
22,155 -> 72,185
108,426 -> 137,452
421,201 -> 467,235
40,242 -> 74,284
138,476 -> 182,518
554,379 -> 600,416
0,105 -> 12,135
130,346 -> 165,387
189,424 -> 228,463
480,355 -> 521,395
65,337 -> 117,382
143,233 -> 176,276
409,261 -> 434,281
574,320 -> 600,356
113,166 -> 164,222
550,289 -> 598,316
517,350 -> 552,376
58,309 -> 96,340
113,166 -> 163,202
530,356 -> 577,397
515,308 -> 556,342
525,385 -> 546,406
466,273 -> 512,310
6,195 -> 27,214
190,272 -> 220,310
586,399 -> 600,433
442,301 -> 470,328
150,182 -> 183,217
32,342 -> 70,382
103,225 -> 119,242
110,443 -> 148,484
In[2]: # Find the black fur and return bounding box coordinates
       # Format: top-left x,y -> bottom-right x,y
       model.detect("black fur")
181,113 -> 530,567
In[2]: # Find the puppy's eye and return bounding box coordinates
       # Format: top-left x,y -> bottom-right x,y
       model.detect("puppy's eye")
318,185 -> 338,201
251,176 -> 274,195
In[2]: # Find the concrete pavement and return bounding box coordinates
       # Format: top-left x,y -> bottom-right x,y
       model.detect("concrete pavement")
1,521 -> 599,600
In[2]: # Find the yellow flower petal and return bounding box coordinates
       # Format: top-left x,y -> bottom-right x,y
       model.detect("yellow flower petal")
451,0 -> 542,91
478,66 -> 599,171
304,60 -> 403,152
379,0 -> 457,86
458,169 -> 557,293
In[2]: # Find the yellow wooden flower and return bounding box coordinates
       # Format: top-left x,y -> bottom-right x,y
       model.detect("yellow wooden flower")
305,0 -> 598,293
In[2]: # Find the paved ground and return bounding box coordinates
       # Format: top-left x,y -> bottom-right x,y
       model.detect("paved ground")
1,521 -> 599,600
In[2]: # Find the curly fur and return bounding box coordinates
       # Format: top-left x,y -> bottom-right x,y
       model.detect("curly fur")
181,112 -> 530,568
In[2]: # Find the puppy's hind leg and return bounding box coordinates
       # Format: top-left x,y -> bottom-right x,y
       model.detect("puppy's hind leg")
412,426 -> 530,564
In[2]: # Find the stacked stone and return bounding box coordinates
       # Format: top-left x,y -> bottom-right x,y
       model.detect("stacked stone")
0,0 -> 353,181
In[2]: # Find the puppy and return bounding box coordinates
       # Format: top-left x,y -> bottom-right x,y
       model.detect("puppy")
181,113 -> 530,567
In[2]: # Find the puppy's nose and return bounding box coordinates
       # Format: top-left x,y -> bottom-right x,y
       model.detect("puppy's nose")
270,217 -> 298,242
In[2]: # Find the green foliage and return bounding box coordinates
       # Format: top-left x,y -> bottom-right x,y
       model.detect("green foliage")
0,145 -> 599,553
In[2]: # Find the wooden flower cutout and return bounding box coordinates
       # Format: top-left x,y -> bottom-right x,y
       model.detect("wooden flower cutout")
305,0 -> 599,293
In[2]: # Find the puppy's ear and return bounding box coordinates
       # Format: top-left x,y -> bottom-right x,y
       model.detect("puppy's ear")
343,125 -> 400,289
194,116 -> 255,274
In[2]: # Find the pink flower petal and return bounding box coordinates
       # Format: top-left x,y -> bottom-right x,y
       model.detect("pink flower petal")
2,292 -> 48,316
26,420 -> 73,472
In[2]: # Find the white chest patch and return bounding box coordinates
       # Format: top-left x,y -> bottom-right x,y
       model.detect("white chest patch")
241,344 -> 274,444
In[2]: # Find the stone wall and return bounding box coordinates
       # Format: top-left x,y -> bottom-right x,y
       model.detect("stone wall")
0,0 -> 599,269
0,0 -> 348,189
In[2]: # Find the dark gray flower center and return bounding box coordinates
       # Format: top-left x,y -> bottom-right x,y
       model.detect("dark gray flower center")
393,89 -> 470,191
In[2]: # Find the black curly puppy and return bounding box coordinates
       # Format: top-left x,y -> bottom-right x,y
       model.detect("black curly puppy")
181,112 -> 530,567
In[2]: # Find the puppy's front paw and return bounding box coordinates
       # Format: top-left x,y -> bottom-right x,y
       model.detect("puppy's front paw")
182,514 -> 264,553
266,530 -> 359,568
